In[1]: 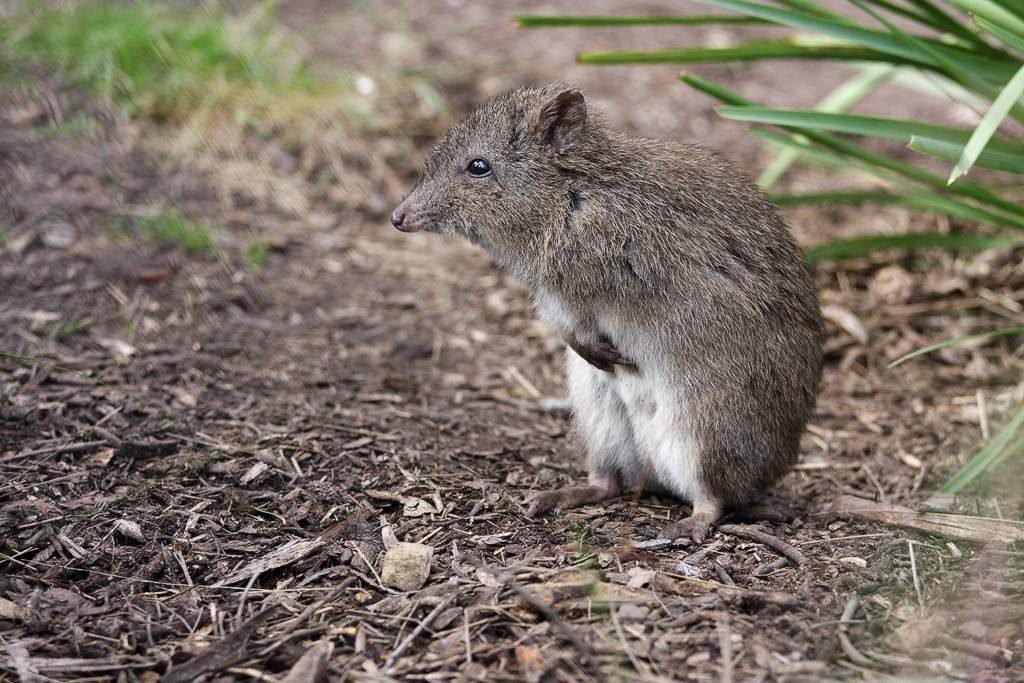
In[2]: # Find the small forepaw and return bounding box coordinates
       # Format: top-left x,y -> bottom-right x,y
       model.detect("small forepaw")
659,513 -> 716,544
568,334 -> 637,373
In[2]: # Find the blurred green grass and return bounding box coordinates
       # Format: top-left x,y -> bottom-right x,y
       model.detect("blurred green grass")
1,0 -> 363,136
138,208 -> 217,255
244,238 -> 270,269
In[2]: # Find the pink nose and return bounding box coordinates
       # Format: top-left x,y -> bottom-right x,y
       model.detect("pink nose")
390,208 -> 406,228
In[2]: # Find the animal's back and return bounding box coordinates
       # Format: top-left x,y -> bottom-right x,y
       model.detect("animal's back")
554,134 -> 823,504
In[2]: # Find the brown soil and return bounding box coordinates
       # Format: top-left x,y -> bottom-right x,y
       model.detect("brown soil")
1,2 -> 1022,682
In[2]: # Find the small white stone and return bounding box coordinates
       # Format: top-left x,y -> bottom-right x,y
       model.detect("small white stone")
355,75 -> 377,96
381,542 -> 433,591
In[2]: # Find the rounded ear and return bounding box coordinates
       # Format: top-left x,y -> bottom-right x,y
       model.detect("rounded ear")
538,89 -> 586,153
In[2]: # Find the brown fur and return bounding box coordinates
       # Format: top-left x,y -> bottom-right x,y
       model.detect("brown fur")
393,83 -> 823,515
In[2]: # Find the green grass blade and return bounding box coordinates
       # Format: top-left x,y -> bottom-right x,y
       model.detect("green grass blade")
861,0 -> 935,25
755,130 -> 1024,227
695,0 -> 1020,81
804,233 -> 1018,263
848,0 -> 1010,101
769,0 -> 854,21
758,64 -> 895,187
772,185 -> 1024,222
852,0 -> 1024,128
717,107 -> 1024,154
860,0 -> 974,40
984,413 -> 1024,478
949,63 -> 1024,183
999,0 -> 1024,19
910,135 -> 1024,173
753,127 -> 864,166
516,15 -> 764,27
949,0 -> 1024,38
905,0 -> 993,42
890,326 -> 1024,366
974,14 -> 1024,53
682,73 -> 752,105
890,69 -> 988,107
754,128 -> 882,170
868,193 -> 1024,224
772,186 -> 1021,224
871,0 -> 993,47
683,74 -> 1024,221
771,189 -> 905,205
938,401 -> 1024,494
578,42 -> 893,64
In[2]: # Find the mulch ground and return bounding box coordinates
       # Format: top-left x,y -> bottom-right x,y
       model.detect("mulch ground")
2,4 -> 1023,681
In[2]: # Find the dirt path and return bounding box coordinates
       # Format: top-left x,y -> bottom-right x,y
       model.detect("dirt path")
2,3 -> 1022,681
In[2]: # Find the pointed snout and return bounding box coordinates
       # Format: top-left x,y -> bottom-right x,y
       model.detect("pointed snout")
390,207 -> 406,229
390,202 -> 420,233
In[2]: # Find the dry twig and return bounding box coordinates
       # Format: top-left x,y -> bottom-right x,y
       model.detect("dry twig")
383,597 -> 455,670
162,609 -> 275,683
837,596 -> 878,669
718,524 -> 808,566
457,552 -> 605,682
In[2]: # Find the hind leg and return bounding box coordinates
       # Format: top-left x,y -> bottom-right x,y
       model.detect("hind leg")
525,351 -> 639,517
658,404 -> 790,543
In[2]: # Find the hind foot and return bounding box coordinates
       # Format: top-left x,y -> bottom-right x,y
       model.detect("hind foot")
659,501 -> 722,543
525,472 -> 620,518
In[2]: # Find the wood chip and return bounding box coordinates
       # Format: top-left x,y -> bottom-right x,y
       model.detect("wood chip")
239,461 -> 270,485
514,644 -> 546,683
822,304 -> 868,344
113,519 -> 145,543
281,641 -> 333,683
896,451 -> 923,469
625,567 -> 657,589
364,490 -> 439,517
4,640 -> 37,681
403,496 -> 437,517
96,337 -> 137,358
4,655 -> 159,674
91,448 -> 116,466
215,537 -> 326,586
341,436 -> 374,450
162,610 -> 273,683
0,598 -> 16,620
357,393 -> 404,404
381,517 -> 398,549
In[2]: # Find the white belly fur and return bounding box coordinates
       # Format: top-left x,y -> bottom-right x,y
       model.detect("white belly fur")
565,350 -> 703,503
534,288 -> 705,503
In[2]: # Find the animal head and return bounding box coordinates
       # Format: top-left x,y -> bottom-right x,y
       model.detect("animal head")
391,83 -> 593,267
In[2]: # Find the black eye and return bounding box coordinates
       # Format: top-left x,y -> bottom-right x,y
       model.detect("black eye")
467,158 -> 492,177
